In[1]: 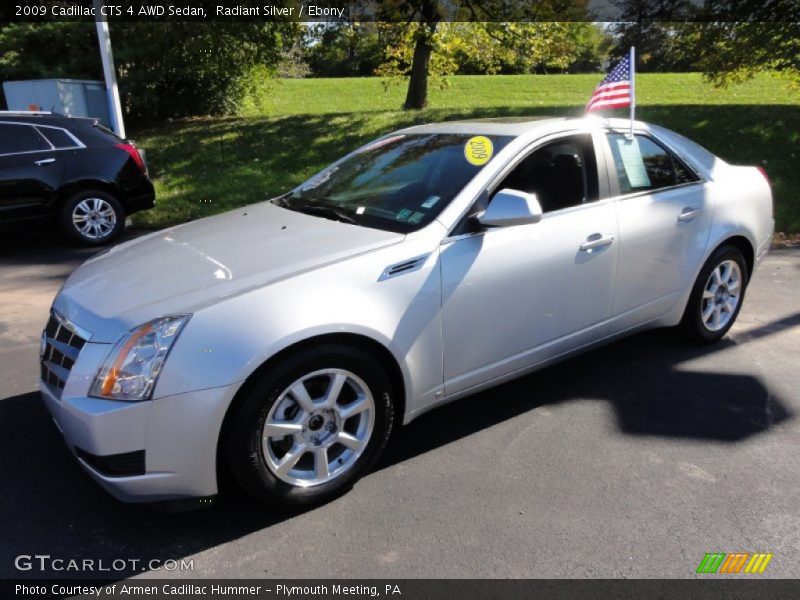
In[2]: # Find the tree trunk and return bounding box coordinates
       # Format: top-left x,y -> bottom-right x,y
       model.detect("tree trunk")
403,34 -> 433,110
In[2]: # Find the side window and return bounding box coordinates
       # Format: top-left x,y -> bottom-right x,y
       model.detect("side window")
0,124 -> 51,155
606,133 -> 698,194
38,127 -> 80,149
672,156 -> 696,185
493,134 -> 599,213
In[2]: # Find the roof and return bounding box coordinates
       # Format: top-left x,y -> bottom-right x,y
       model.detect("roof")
0,111 -> 96,126
3,78 -> 103,85
397,115 -> 652,138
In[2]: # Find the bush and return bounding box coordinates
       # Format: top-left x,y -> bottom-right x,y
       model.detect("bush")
0,22 -> 300,123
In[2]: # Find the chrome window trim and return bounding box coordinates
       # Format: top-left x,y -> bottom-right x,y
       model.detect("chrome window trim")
0,120 -> 85,156
0,110 -> 53,115
440,230 -> 485,245
33,124 -> 86,149
605,179 -> 708,205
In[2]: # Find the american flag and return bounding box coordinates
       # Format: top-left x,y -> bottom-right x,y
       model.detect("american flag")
586,55 -> 632,112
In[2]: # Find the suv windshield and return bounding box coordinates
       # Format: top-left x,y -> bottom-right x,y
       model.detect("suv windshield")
277,133 -> 513,233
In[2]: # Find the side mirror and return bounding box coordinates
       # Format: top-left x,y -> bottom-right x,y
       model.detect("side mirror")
477,189 -> 543,228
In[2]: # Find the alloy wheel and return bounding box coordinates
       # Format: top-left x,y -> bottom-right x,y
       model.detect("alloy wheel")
72,197 -> 117,240
262,368 -> 375,487
700,259 -> 742,332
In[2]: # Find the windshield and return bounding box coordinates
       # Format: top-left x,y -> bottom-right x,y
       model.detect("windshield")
277,133 -> 514,233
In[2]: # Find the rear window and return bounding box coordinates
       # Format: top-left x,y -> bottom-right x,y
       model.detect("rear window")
38,127 -> 80,149
0,124 -> 51,154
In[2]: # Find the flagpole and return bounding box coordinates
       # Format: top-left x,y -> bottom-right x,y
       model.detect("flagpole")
629,46 -> 636,138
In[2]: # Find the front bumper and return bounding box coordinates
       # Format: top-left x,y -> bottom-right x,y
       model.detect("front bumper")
40,347 -> 240,503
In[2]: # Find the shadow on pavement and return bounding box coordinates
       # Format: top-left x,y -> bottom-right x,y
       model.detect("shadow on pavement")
0,229 -> 150,267
0,318 -> 793,579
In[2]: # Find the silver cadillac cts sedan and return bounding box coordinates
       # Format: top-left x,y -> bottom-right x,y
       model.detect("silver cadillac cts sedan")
41,116 -> 774,508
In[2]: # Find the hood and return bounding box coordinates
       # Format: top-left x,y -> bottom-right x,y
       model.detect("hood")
54,202 -> 403,342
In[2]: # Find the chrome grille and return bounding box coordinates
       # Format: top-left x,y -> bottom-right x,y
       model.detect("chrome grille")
40,312 -> 89,397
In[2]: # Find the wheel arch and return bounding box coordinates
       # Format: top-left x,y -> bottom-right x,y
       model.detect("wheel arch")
216,332 -> 407,478
653,231 -> 758,330
52,179 -> 121,213
720,234 -> 755,281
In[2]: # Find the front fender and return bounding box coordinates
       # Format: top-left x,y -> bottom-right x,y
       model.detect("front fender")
153,236 -> 445,419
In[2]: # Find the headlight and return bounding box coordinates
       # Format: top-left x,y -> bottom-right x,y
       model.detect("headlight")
90,315 -> 190,401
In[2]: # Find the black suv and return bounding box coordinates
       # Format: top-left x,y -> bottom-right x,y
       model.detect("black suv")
0,111 -> 155,245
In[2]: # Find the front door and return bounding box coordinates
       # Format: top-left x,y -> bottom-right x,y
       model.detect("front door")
440,133 -> 618,395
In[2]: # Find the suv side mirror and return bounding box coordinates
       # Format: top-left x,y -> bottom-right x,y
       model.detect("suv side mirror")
478,189 -> 543,227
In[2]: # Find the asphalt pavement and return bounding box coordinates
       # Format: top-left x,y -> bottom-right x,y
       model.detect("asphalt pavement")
1,231 -> 798,579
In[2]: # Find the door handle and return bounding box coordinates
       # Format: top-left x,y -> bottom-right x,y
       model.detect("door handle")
678,207 -> 701,222
34,158 -> 56,166
580,234 -> 615,252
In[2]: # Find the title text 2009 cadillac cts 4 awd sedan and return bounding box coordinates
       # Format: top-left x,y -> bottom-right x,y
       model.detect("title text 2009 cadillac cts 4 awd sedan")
40,117 -> 773,509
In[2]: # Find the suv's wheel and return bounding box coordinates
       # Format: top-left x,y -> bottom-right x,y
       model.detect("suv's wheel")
60,190 -> 125,245
681,244 -> 749,342
223,343 -> 395,507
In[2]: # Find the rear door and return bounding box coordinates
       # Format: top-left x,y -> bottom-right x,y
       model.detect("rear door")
0,122 -> 64,224
602,130 -> 712,332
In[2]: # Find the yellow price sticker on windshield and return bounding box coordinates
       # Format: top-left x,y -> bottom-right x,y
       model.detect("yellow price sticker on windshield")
464,136 -> 493,166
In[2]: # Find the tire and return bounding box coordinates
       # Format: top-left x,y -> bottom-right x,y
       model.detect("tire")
223,343 -> 395,507
60,189 -> 125,246
680,244 -> 749,343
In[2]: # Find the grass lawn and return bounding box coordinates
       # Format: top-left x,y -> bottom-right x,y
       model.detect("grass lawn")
133,72 -> 800,232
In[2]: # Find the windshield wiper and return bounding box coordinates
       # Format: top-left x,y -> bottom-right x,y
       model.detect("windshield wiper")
289,203 -> 359,225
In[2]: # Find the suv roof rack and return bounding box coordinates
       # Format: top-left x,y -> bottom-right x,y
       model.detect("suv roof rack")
0,109 -> 54,114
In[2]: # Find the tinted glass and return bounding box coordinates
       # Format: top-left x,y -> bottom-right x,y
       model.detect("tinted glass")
39,127 -> 79,149
673,158 -> 696,185
0,124 -> 50,154
607,133 -> 697,193
495,134 -> 598,213
280,133 -> 513,233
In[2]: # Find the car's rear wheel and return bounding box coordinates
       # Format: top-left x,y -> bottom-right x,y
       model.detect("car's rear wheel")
60,190 -> 125,246
223,343 -> 395,507
681,244 -> 749,342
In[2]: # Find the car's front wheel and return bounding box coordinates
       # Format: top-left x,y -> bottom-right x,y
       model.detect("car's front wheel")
681,244 -> 749,342
223,343 -> 395,507
60,190 -> 125,246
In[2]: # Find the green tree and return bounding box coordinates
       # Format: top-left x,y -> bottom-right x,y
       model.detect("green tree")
694,20 -> 800,87
0,23 -> 100,83
304,22 -> 387,77
111,22 -> 300,121
0,21 -> 300,120
389,0 -> 442,110
376,0 -> 593,109
608,0 -> 800,84
375,21 -> 606,105
607,1 -> 699,71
